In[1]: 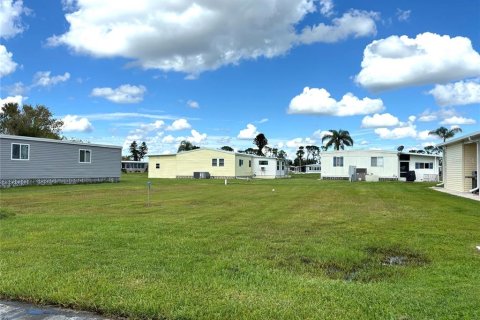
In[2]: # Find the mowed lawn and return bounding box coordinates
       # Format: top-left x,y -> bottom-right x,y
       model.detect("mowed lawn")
1,174 -> 479,320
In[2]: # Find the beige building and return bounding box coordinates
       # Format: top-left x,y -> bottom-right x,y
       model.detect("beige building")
148,148 -> 287,179
439,131 -> 479,194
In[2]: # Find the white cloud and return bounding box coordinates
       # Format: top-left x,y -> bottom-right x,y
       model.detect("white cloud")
417,130 -> 432,141
162,135 -> 175,143
91,84 -> 146,103
396,9 -> 411,22
0,0 -> 27,39
32,71 -> 70,87
418,110 -> 438,122
312,129 -> 330,139
355,33 -> 480,91
0,45 -> 17,77
299,10 -> 378,44
429,79 -> 480,107
374,126 -> 417,140
258,118 -> 269,124
139,120 -> 164,132
237,123 -> 258,140
360,140 -> 369,145
61,115 -> 93,132
166,118 -> 191,131
187,129 -> 207,144
286,137 -> 316,148
361,113 -> 400,128
83,112 -> 177,121
319,0 -> 334,16
0,95 -> 25,108
440,116 -> 476,125
187,100 -> 199,108
47,1 -> 378,76
288,87 -> 384,116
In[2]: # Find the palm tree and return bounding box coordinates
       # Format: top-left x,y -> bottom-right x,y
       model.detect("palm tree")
428,126 -> 462,142
322,129 -> 354,150
253,133 -> 268,156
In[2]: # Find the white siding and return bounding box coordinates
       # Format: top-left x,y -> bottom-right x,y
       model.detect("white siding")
409,155 -> 440,182
321,151 -> 399,178
463,143 -> 477,191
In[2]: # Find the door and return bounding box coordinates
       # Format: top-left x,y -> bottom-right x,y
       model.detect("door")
400,162 -> 409,178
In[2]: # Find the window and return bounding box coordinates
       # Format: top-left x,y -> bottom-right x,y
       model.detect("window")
259,160 -> 268,165
249,160 -> 251,167
371,157 -> 384,167
333,156 -> 343,167
281,162 -> 284,170
212,158 -> 218,166
79,149 -> 91,163
156,163 -> 160,169
239,159 -> 243,167
11,143 -> 29,160
277,161 -> 280,170
219,158 -> 224,166
415,162 -> 433,169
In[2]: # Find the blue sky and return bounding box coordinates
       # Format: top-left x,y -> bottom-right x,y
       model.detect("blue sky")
1,0 -> 479,158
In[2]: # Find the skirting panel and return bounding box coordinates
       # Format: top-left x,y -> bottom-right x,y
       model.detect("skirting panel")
0,177 -> 120,188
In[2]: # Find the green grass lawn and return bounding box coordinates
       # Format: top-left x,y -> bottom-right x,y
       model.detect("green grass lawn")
1,174 -> 479,319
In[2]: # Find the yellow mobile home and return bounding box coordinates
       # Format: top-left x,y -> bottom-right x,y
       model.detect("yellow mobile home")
148,148 -> 254,179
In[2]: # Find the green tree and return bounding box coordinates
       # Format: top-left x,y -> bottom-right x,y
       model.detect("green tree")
322,129 -> 354,150
295,146 -> 305,167
221,146 -> 234,152
242,147 -> 258,155
139,142 -> 148,160
277,150 -> 287,159
0,103 -> 64,139
428,126 -> 462,142
177,140 -> 199,152
253,133 -> 268,156
129,141 -> 140,161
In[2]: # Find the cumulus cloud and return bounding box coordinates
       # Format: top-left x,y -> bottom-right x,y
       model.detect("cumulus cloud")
355,33 -> 480,91
440,116 -> 476,125
237,123 -> 259,139
429,79 -> 480,107
186,129 -> 207,144
299,10 -> 378,44
91,84 -> 146,103
0,0 -> 28,39
0,95 -> 25,107
418,110 -> 438,122
361,113 -> 400,128
312,129 -> 330,139
0,45 -> 17,77
187,100 -> 199,108
166,118 -> 191,131
61,115 -> 93,132
417,130 -> 432,141
288,87 -> 384,116
32,71 -> 70,87
47,1 -> 378,76
162,135 -> 175,143
374,126 -> 418,140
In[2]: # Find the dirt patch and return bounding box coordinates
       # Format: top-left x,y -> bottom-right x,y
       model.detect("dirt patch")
278,246 -> 430,283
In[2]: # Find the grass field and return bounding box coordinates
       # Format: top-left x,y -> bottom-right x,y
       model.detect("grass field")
1,174 -> 479,319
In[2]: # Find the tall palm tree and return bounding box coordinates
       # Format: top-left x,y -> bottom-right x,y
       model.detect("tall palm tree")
428,126 -> 462,142
322,129 -> 354,150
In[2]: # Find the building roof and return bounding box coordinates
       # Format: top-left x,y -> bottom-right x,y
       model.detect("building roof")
149,147 -> 280,159
437,131 -> 480,147
0,134 -> 122,149
321,149 -> 441,158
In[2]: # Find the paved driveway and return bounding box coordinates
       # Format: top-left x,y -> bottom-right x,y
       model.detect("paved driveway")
0,301 -> 110,320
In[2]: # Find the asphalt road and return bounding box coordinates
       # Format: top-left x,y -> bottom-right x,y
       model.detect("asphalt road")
0,301 -> 110,320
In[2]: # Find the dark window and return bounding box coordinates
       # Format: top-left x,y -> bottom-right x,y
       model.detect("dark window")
399,154 -> 410,161
219,159 -> 224,166
156,163 -> 160,169
259,160 -> 268,165
239,159 -> 243,167
333,156 -> 343,167
79,149 -> 91,163
371,157 -> 384,167
212,159 -> 217,166
11,143 -> 29,160
249,160 -> 251,167
277,161 -> 280,170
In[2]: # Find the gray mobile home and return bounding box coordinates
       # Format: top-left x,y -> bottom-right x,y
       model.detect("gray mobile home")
0,134 -> 122,188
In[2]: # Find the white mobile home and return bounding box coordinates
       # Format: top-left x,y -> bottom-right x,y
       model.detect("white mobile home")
0,134 -> 122,188
439,131 -> 479,194
321,150 -> 441,182
252,156 -> 288,179
121,160 -> 148,173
